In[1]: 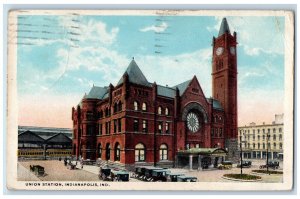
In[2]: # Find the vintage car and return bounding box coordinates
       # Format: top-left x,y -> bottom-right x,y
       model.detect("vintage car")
134,166 -> 148,180
150,169 -> 171,182
98,167 -> 112,181
237,160 -> 252,168
30,165 -> 45,176
217,161 -> 233,170
259,160 -> 280,170
144,167 -> 163,179
110,170 -> 129,182
166,173 -> 185,182
177,176 -> 198,182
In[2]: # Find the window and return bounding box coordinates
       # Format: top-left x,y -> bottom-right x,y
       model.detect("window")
279,143 -> 283,149
135,143 -> 145,162
158,122 -> 163,133
118,101 -> 122,112
99,110 -> 103,118
159,144 -> 168,160
219,128 -> 223,137
105,143 -> 110,160
267,143 -> 271,149
134,101 -> 139,111
258,143 -> 260,149
248,143 -> 250,148
211,128 -> 214,137
257,129 -> 260,134
253,134 -> 255,140
98,144 -> 102,158
274,143 -> 276,149
113,120 -> 117,133
263,143 -> 265,149
115,143 -> 121,161
253,143 -> 255,149
215,128 -> 218,137
253,129 -> 255,134
105,122 -> 110,135
98,124 -> 102,135
87,125 -> 94,136
165,108 -> 169,116
279,128 -> 282,133
118,118 -> 122,132
158,106 -> 162,115
263,135 -> 265,140
134,119 -> 139,132
105,108 -> 110,117
142,120 -> 148,132
279,134 -> 283,141
258,135 -> 260,140
195,144 -> 200,148
273,128 -> 276,133
142,102 -> 147,111
114,103 -> 118,113
165,122 -> 170,134
273,134 -> 276,141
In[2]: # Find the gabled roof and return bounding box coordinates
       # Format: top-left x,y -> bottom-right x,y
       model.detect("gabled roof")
117,59 -> 151,87
218,18 -> 231,36
86,86 -> 108,99
45,133 -> 72,144
173,79 -> 192,96
18,130 -> 45,143
157,85 -> 176,98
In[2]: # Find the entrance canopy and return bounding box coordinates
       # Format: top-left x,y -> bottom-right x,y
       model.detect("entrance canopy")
177,148 -> 228,156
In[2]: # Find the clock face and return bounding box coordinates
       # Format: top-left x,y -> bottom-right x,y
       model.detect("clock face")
216,47 -> 224,56
187,112 -> 200,133
230,46 -> 236,55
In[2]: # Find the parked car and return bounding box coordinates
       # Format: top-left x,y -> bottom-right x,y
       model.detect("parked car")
110,170 -> 129,182
167,173 -> 185,182
259,160 -> 280,170
177,176 -> 198,182
30,165 -> 45,176
98,166 -> 112,181
237,160 -> 252,168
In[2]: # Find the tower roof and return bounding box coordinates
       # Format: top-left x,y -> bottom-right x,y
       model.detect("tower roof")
117,59 -> 150,86
218,18 -> 231,36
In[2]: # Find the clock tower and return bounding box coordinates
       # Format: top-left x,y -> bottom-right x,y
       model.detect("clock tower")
212,18 -> 238,160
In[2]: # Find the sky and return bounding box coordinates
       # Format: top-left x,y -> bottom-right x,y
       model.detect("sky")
16,14 -> 285,128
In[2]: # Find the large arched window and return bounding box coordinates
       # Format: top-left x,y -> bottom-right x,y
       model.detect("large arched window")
135,143 -> 145,162
105,143 -> 110,160
114,143 -> 121,161
134,101 -> 139,111
159,144 -> 168,160
142,102 -> 147,111
98,143 -> 102,159
158,106 -> 162,115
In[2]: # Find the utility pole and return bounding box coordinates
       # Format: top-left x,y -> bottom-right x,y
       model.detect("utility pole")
239,132 -> 243,175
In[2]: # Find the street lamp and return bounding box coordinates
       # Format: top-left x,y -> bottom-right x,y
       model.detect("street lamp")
239,129 -> 247,175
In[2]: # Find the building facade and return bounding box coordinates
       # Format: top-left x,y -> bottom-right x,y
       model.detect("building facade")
238,114 -> 284,160
72,18 -> 238,169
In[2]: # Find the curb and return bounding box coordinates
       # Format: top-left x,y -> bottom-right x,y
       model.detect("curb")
221,176 -> 262,182
251,172 -> 283,176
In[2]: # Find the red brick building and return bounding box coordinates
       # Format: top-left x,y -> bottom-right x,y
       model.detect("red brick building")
72,18 -> 238,169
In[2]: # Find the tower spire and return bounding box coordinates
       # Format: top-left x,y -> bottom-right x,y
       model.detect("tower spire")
218,18 -> 231,36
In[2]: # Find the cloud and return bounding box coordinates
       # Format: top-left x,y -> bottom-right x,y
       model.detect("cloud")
139,22 -> 168,33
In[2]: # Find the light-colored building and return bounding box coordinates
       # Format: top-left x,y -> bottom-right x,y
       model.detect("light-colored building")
238,114 -> 284,160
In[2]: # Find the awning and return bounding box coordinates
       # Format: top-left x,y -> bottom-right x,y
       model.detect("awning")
177,148 -> 228,156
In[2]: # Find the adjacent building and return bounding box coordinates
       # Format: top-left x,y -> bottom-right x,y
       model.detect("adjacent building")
238,114 -> 284,160
72,18 -> 239,169
18,126 -> 72,159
